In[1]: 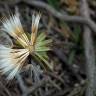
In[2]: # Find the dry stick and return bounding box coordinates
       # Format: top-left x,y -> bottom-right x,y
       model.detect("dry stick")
45,88 -> 71,96
48,78 -> 61,91
28,79 -> 48,94
16,74 -> 29,96
80,0 -> 95,96
21,64 -> 64,84
44,71 -> 64,84
1,0 -> 96,33
0,81 -> 12,96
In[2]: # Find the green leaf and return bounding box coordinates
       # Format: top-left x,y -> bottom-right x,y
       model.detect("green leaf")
37,52 -> 49,60
36,32 -> 46,42
35,52 -> 53,71
36,39 -> 52,47
35,46 -> 51,52
32,54 -> 47,70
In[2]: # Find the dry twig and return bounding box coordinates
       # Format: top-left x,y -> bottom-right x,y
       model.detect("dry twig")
16,74 -> 28,96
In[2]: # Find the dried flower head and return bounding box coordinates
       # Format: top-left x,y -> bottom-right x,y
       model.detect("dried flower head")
0,13 -> 52,80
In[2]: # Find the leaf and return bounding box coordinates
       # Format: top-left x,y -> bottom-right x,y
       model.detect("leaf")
35,47 -> 51,52
36,39 -> 52,47
36,32 -> 46,42
38,52 -> 49,59
35,52 -> 53,71
35,32 -> 52,52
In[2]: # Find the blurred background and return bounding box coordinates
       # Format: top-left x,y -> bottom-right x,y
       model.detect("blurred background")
0,0 -> 96,96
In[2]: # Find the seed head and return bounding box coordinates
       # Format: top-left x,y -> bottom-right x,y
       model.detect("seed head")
0,13 -> 52,80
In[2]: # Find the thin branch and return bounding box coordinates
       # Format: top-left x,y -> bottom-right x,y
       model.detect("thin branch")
22,0 -> 96,33
1,0 -> 96,33
28,79 -> 48,94
44,71 -> 64,84
48,78 -> 61,91
80,0 -> 96,96
16,74 -> 29,96
0,81 -> 12,96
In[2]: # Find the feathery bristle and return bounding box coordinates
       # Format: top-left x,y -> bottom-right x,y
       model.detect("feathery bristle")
31,13 -> 41,46
0,45 -> 29,80
1,14 -> 29,48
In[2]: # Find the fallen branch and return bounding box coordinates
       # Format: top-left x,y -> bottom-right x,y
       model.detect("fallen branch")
80,0 -> 96,96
